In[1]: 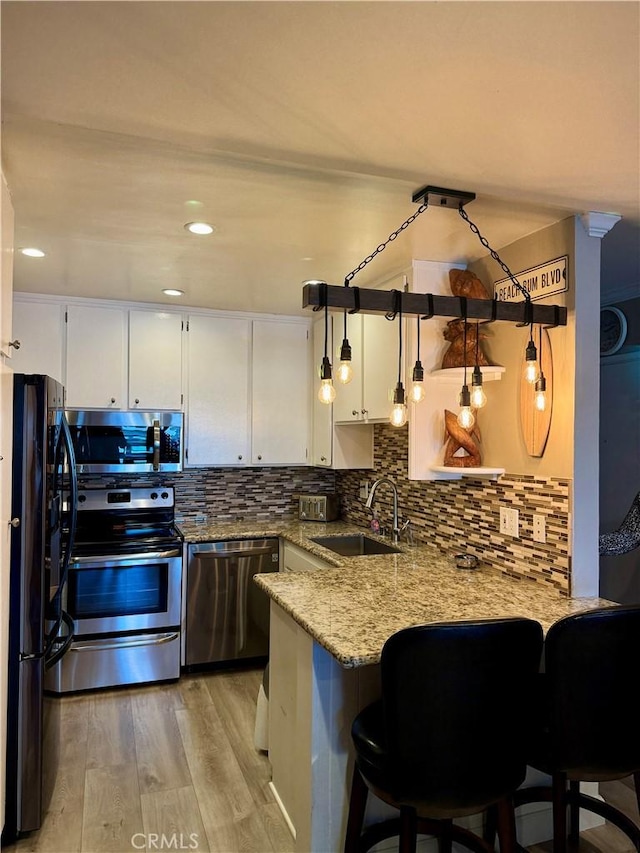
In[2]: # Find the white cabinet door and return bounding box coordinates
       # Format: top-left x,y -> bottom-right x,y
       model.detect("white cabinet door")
362,313 -> 398,420
10,300 -> 65,384
186,315 -> 250,466
0,175 -> 14,363
66,304 -> 126,408
333,314 -> 397,423
333,314 -> 363,422
129,310 -> 183,410
311,315 -> 332,466
252,320 -> 310,465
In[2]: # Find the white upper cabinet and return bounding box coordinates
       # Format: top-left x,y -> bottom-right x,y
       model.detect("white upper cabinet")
0,174 -> 15,363
10,299 -> 65,384
66,304 -> 126,408
252,320 -> 310,465
311,315 -> 332,466
333,313 -> 398,423
128,310 -> 183,410
186,314 -> 251,466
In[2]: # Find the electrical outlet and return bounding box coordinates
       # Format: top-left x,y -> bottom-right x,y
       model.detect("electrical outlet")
359,480 -> 370,500
500,507 -> 519,537
533,514 -> 546,543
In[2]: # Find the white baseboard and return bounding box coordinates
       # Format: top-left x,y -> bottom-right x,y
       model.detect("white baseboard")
269,780 -> 296,840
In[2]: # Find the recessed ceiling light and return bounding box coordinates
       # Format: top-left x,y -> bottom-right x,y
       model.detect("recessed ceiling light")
162,289 -> 184,297
184,222 -> 214,235
20,247 -> 46,258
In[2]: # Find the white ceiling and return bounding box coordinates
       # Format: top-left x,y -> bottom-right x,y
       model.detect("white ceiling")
2,1 -> 639,316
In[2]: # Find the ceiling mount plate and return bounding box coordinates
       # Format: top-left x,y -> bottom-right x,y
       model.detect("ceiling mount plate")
411,185 -> 476,208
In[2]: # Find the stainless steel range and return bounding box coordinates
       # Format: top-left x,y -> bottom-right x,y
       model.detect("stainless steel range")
45,486 -> 182,693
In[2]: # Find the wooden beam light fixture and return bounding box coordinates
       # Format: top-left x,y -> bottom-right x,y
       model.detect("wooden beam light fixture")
302,185 -> 568,329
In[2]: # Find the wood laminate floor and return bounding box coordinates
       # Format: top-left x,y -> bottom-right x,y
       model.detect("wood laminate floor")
3,667 -> 638,853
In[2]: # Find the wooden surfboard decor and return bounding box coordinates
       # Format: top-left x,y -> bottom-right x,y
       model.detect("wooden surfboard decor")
520,327 -> 553,457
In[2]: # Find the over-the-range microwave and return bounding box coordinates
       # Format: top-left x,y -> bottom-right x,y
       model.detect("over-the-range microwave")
65,410 -> 183,474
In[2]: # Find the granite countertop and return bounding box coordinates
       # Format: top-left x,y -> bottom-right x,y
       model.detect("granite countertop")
178,517 -> 613,669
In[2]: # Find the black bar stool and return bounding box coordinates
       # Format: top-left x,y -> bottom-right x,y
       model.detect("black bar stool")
508,604 -> 640,852
344,617 -> 544,853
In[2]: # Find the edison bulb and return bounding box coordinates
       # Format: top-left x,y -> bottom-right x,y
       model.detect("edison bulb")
390,403 -> 408,427
318,379 -> 336,404
410,381 -> 426,403
535,389 -> 547,411
470,384 -> 487,408
524,359 -> 539,384
336,361 -> 354,384
534,373 -> 547,412
457,407 -> 476,430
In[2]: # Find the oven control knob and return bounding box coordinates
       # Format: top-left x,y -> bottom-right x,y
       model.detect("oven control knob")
150,492 -> 158,500
161,491 -> 169,500
78,493 -> 87,503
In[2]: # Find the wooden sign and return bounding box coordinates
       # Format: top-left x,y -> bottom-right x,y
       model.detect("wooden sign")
520,328 -> 553,457
495,256 -> 568,303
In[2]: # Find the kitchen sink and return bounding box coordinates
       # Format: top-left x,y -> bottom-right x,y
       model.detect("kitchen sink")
310,534 -> 401,557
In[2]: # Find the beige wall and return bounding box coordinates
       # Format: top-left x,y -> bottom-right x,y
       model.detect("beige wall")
469,217 -> 576,478
470,215 -> 602,596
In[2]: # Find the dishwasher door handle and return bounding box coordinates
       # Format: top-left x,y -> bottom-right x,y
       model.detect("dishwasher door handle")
191,547 -> 278,561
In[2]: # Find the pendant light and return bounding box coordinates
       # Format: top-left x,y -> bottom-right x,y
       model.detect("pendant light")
410,315 -> 426,403
457,306 -> 475,430
336,309 -> 354,384
470,321 -> 487,409
523,321 -> 539,384
389,292 -> 408,427
534,326 -> 547,411
316,285 -> 336,405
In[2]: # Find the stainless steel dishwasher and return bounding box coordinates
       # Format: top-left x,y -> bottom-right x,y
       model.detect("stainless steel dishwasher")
185,538 -> 279,667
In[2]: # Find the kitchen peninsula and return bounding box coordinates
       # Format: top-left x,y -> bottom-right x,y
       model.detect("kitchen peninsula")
181,518 -> 612,852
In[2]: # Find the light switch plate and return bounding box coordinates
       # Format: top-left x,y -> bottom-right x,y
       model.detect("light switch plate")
500,506 -> 519,537
533,514 -> 546,543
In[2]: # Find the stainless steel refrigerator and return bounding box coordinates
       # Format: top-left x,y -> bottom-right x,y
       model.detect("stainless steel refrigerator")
2,375 -> 77,842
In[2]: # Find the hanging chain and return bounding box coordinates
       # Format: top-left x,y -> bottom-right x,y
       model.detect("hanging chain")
458,206 -> 530,302
343,202 -> 429,286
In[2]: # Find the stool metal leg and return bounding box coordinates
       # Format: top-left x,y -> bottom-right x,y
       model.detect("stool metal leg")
496,796 -> 518,853
437,818 -> 453,853
552,772 -> 568,853
344,766 -> 369,853
568,781 -> 580,847
399,806 -> 417,853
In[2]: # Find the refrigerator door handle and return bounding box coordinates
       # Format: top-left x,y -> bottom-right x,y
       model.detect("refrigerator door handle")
45,611 -> 75,670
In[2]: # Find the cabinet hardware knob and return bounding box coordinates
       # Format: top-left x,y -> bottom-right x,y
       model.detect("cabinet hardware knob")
257,455 -> 262,461
110,397 -> 116,404
9,517 -> 20,528
0,455 -> 3,461
8,339 -> 21,350
238,455 -> 243,460
135,398 -> 140,404
361,409 -> 368,415
352,409 -> 358,416
320,456 -> 327,462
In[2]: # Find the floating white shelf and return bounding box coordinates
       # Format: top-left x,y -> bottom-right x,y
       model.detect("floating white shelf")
429,466 -> 506,480
429,366 -> 506,383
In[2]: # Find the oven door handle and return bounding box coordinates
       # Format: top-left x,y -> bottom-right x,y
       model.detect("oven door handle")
70,547 -> 182,564
153,419 -> 161,471
67,631 -> 180,653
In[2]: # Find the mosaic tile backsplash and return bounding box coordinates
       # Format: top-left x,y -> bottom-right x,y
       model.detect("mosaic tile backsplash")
335,424 -> 572,594
81,424 -> 571,593
79,466 -> 337,523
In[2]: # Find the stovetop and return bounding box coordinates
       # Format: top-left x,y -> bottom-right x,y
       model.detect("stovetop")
72,485 -> 182,556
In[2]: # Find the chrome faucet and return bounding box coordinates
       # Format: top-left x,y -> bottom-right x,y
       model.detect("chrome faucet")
365,476 -> 401,543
